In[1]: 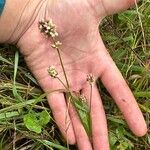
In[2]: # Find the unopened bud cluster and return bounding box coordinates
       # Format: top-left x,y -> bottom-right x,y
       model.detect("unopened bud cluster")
48,66 -> 58,78
39,19 -> 58,38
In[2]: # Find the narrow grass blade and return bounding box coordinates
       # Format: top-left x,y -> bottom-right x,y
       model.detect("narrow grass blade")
38,139 -> 68,150
0,111 -> 19,120
13,51 -> 23,102
0,55 -> 12,65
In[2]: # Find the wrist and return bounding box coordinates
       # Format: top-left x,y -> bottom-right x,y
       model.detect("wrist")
0,0 -> 46,44
0,0 -> 5,15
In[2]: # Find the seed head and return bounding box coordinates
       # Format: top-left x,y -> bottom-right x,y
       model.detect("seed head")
39,19 -> 58,38
48,66 -> 58,78
87,74 -> 95,85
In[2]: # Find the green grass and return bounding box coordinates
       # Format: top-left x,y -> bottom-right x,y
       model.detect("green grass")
0,0 -> 150,149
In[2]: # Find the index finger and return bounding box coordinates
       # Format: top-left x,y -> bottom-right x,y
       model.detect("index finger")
100,50 -> 147,136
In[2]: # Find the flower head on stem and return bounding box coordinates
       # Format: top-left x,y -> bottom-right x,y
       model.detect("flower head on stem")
80,94 -> 87,103
51,41 -> 62,49
48,66 -> 58,78
39,19 -> 58,38
87,74 -> 95,85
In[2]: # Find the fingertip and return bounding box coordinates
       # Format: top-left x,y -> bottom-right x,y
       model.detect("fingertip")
67,133 -> 76,145
133,123 -> 148,137
128,114 -> 148,137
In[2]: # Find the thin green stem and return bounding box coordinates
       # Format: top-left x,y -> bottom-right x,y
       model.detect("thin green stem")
89,84 -> 93,138
89,84 -> 93,114
56,48 -> 70,89
57,77 -> 69,91
65,99 -> 71,150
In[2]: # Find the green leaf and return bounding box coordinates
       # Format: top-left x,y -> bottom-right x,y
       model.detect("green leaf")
117,141 -> 130,150
0,111 -> 19,120
147,135 -> 150,145
116,127 -> 125,139
38,139 -> 68,150
0,97 -> 46,113
0,55 -> 12,65
24,113 -> 42,133
23,110 -> 51,134
70,94 -> 92,137
107,115 -> 126,125
118,10 -> 138,23
39,110 -> 51,126
109,132 -> 118,146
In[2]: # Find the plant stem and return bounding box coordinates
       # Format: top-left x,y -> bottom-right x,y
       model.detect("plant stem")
56,48 -> 70,89
57,77 -> 69,91
89,84 -> 92,114
89,84 -> 92,138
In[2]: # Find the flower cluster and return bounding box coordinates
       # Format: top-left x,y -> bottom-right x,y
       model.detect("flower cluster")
39,19 -> 62,49
80,95 -> 87,103
51,41 -> 62,49
39,19 -> 58,38
48,66 -> 58,78
87,74 -> 95,85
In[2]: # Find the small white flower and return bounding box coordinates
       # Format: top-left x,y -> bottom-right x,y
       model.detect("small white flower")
48,19 -> 55,27
51,41 -> 62,49
48,66 -> 58,78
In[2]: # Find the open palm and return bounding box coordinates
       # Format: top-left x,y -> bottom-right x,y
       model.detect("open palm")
17,0 -> 147,149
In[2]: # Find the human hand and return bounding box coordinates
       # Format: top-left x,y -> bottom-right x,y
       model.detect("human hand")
1,0 -> 147,149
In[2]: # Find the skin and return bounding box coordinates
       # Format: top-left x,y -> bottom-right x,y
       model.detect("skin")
0,0 -> 147,149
